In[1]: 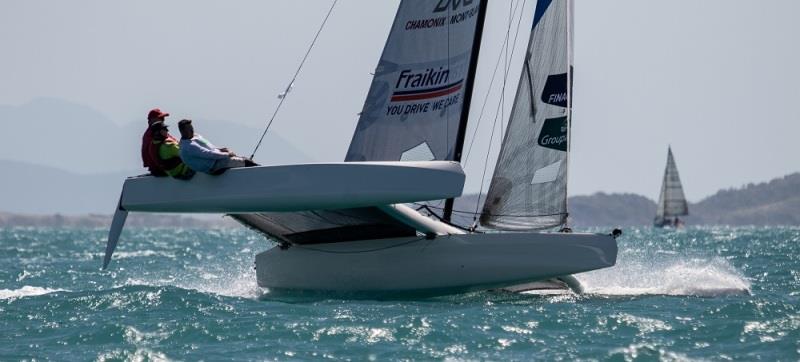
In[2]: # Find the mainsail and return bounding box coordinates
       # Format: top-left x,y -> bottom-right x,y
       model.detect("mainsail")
235,1 -> 489,242
345,0 -> 487,162
654,147 -> 689,226
480,0 -> 573,230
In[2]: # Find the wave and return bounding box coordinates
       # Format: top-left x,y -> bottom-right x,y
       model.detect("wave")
118,264 -> 263,299
0,285 -> 67,300
112,250 -> 176,259
577,255 -> 751,297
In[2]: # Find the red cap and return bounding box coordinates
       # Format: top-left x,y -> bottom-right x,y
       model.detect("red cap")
147,108 -> 170,122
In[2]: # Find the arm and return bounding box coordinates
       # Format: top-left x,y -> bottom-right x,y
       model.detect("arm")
196,135 -> 234,155
195,135 -> 218,150
182,140 -> 230,160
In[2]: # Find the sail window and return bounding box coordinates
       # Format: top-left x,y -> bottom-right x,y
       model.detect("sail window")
530,161 -> 562,185
400,142 -> 436,161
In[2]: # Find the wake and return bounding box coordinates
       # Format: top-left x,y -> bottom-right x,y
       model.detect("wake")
118,253 -> 264,300
576,254 -> 751,297
0,286 -> 67,300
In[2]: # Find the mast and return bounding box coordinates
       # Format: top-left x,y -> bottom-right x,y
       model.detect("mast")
443,0 -> 489,222
564,0 -> 574,227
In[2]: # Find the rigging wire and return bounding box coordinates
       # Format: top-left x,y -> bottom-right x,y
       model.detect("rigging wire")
415,204 -> 482,233
463,0 -> 528,165
446,4 -> 451,160
501,0 -> 512,139
428,1 -> 528,226
413,202 -> 566,219
473,87 -> 504,218
250,0 -> 339,159
472,0 -> 523,220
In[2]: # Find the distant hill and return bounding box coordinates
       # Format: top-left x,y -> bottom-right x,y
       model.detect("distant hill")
687,173 -> 800,225
567,173 -> 800,226
569,193 -> 656,227
439,173 -> 800,227
0,159 -> 132,214
441,192 -> 657,228
0,98 -> 312,174
0,156 -> 798,226
0,212 -> 238,228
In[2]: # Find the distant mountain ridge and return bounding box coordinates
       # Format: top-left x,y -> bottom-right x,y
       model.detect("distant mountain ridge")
0,154 -> 798,225
569,173 -> 800,226
0,212 -> 238,228
687,173 -> 800,226
569,193 -> 656,227
0,98 -> 312,174
448,173 -> 800,227
0,159 -> 134,214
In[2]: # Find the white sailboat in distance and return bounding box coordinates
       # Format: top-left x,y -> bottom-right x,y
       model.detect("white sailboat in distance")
103,0 -> 618,296
654,147 -> 689,228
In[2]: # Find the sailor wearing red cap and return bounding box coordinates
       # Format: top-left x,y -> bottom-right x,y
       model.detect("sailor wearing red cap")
141,108 -> 177,176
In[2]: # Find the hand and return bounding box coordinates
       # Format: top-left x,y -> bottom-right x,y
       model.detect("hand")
219,147 -> 230,153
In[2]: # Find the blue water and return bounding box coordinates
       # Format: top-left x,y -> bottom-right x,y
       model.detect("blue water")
1,227 -> 797,361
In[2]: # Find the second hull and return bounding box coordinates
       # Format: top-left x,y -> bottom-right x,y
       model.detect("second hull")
255,232 -> 617,296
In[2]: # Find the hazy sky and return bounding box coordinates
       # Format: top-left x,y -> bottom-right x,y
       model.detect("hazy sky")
1,0 -> 798,201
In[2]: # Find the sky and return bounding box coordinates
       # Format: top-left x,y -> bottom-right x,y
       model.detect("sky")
1,0 -> 799,202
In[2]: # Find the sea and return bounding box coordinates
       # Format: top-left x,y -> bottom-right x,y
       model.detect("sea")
0,226 -> 797,361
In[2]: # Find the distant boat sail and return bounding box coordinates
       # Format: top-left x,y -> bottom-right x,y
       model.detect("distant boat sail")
654,147 -> 689,228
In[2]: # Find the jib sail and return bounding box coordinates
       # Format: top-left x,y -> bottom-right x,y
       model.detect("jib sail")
480,0 -> 573,230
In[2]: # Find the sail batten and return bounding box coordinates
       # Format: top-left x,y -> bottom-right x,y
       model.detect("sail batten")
480,0 -> 573,230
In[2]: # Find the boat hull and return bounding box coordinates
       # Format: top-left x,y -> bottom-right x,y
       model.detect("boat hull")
120,161 -> 465,213
255,232 -> 617,295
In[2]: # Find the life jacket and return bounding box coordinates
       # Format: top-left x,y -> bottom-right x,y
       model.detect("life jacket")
155,139 -> 184,171
143,128 -> 177,176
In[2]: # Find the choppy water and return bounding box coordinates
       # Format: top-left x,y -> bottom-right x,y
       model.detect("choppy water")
1,226 -> 797,361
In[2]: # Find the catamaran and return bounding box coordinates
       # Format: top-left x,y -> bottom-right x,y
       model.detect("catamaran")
103,0 -> 618,296
654,147 -> 689,228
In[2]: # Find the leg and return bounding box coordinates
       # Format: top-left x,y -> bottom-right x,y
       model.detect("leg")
209,157 -> 247,174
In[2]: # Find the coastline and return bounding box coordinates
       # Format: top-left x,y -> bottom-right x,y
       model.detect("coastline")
0,212 -> 239,228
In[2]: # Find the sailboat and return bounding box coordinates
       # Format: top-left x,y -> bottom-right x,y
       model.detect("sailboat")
103,0 -> 618,296
654,147 -> 689,228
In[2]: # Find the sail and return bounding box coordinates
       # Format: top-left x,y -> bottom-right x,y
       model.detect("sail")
654,147 -> 689,225
345,0 -> 486,162
480,0 -> 573,230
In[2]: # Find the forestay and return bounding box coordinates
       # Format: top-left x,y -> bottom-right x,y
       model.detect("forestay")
655,147 -> 689,224
481,0 -> 573,230
346,0 -> 485,162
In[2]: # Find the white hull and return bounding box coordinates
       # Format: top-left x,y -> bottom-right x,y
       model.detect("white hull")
120,161 -> 464,213
256,232 -> 616,295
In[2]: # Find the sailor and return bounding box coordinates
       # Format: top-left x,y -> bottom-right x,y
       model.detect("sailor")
141,108 -> 177,176
150,121 -> 195,180
177,119 -> 256,175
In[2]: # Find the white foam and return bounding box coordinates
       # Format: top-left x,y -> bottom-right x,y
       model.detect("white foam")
112,250 -> 176,259
179,267 -> 262,299
577,255 -> 751,297
119,264 -> 263,299
0,286 -> 67,300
